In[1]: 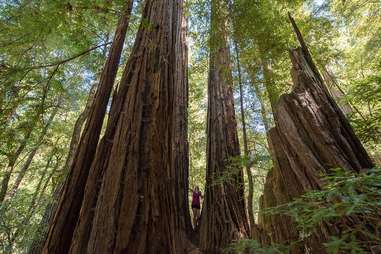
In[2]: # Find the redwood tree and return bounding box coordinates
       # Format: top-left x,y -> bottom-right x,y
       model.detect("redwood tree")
257,15 -> 375,253
70,0 -> 193,253
172,15 -> 193,236
199,0 -> 249,252
42,1 -> 134,252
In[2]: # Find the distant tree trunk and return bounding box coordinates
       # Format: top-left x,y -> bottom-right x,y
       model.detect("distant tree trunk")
199,1 -> 248,252
42,1 -> 133,252
9,149 -> 63,251
0,122 -> 36,203
31,154 -> 62,216
28,180 -> 62,254
321,66 -> 353,115
8,104 -> 60,199
27,81 -> 97,254
64,82 -> 98,173
257,15 -> 375,253
251,80 -> 271,134
69,1 -> 194,253
234,41 -> 255,237
258,55 -> 282,121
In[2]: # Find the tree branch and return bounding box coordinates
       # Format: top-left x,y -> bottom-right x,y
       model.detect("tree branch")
29,41 -> 111,70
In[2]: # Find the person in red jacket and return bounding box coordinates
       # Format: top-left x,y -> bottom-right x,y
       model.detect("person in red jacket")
191,186 -> 202,228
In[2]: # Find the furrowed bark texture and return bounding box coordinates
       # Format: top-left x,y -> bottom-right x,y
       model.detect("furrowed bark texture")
73,0 -> 193,253
71,2 -> 193,252
68,74 -> 127,253
42,1 -> 133,253
172,14 -> 193,237
199,1 -> 248,252
257,43 -> 375,252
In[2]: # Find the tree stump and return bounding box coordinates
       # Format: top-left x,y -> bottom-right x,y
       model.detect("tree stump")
258,45 -> 375,253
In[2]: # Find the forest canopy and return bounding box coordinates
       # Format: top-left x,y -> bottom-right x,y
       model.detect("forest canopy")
0,0 -> 380,253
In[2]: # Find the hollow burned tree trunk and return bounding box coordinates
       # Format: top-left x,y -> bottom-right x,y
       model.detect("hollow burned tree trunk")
257,16 -> 375,253
199,0 -> 249,252
70,0 -> 193,253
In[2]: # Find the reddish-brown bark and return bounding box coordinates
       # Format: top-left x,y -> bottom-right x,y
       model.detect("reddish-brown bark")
71,0 -> 194,253
199,1 -> 248,252
42,1 -> 133,253
172,14 -> 193,237
257,15 -> 375,253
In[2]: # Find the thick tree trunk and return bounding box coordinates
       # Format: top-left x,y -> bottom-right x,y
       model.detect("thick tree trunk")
199,1 -> 248,252
70,0 -> 193,253
68,81 -> 125,254
257,15 -> 375,253
42,1 -> 133,253
172,14 -> 193,237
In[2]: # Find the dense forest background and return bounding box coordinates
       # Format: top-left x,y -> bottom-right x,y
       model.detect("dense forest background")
0,0 -> 380,253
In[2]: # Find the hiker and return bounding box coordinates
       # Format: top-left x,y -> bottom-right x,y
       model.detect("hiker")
191,186 -> 202,228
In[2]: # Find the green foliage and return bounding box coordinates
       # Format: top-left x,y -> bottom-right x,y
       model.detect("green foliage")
187,0 -> 209,192
228,239 -> 289,254
278,168 -> 381,230
235,167 -> 381,254
0,0 -> 380,253
326,0 -> 381,156
0,191 -> 52,253
0,0 -> 136,252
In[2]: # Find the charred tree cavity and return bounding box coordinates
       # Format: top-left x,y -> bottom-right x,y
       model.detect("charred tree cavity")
199,0 -> 249,252
257,15 -> 375,253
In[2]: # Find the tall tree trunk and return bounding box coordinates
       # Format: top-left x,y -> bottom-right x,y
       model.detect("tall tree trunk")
8,104 -> 60,199
64,82 -> 98,172
69,0 -> 193,253
257,15 -> 375,253
234,41 -> 255,237
68,73 -> 127,254
251,80 -> 271,134
32,154 -> 62,217
9,150 -> 62,251
172,14 -> 193,237
27,81 -> 97,254
0,122 -> 36,203
261,58 -> 279,117
42,1 -> 133,252
199,1 -> 248,252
